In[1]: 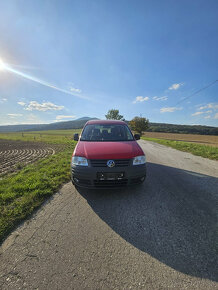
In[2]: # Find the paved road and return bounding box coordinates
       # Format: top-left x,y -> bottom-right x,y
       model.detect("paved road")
0,140 -> 218,289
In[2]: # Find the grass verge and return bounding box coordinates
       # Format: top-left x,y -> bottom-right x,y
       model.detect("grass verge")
141,137 -> 218,160
0,143 -> 76,244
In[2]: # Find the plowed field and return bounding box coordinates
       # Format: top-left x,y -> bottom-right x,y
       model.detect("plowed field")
0,139 -> 64,176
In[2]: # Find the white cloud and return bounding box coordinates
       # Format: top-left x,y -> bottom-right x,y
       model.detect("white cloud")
7,113 -> 23,118
133,96 -> 149,103
17,101 -> 26,106
24,101 -> 64,112
160,107 -> 182,113
168,83 -> 183,90
153,96 -> 168,101
56,115 -> 76,120
193,103 -> 218,118
0,98 -> 7,103
209,103 -> 218,109
199,103 -> 218,110
70,87 -> 81,93
191,111 -> 204,116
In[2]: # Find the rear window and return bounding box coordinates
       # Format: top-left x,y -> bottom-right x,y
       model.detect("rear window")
80,124 -> 134,141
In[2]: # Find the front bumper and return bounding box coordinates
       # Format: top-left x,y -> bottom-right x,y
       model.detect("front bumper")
71,163 -> 146,188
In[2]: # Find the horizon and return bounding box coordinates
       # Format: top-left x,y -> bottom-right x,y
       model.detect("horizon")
0,0 -> 218,126
0,116 -> 217,129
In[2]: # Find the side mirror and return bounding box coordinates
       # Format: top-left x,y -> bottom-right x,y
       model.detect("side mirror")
74,133 -> 79,141
134,134 -> 140,140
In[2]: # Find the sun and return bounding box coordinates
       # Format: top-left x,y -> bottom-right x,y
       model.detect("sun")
0,58 -> 7,70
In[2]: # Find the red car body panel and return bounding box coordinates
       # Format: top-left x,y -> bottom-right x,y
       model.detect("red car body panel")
73,140 -> 144,159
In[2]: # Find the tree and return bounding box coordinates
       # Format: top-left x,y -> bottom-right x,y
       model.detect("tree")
105,109 -> 124,120
129,116 -> 149,135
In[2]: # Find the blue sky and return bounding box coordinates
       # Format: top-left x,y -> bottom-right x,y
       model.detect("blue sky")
0,0 -> 217,126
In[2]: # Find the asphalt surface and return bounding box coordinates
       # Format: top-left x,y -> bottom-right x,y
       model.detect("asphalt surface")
0,140 -> 218,289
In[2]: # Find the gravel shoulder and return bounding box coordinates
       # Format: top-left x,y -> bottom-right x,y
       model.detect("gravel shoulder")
0,140 -> 217,289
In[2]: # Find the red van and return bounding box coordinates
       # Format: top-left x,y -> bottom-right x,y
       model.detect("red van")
71,120 -> 146,188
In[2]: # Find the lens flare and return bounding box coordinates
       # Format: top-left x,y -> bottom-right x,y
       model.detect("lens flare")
0,58 -> 91,100
0,59 -> 7,70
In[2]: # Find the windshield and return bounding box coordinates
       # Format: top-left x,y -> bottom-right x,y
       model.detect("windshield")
80,124 -> 134,141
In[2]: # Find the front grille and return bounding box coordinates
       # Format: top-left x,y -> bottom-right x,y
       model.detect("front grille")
94,179 -> 128,187
90,159 -> 130,167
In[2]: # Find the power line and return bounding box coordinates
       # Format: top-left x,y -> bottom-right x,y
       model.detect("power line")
175,79 -> 218,105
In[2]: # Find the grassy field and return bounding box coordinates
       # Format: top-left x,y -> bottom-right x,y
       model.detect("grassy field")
0,130 -> 79,243
0,129 -> 82,144
141,136 -> 218,160
143,132 -> 218,147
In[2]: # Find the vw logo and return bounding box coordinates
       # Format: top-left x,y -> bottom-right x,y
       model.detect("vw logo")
107,160 -> 115,168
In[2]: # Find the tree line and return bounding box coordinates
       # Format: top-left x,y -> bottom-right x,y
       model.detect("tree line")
105,109 -> 218,136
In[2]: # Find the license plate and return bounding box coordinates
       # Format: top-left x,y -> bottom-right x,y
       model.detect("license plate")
97,172 -> 124,180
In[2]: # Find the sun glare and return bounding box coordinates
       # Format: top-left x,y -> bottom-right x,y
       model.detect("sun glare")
0,59 -> 6,70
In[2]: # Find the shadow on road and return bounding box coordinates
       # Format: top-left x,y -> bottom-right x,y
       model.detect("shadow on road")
77,162 -> 218,281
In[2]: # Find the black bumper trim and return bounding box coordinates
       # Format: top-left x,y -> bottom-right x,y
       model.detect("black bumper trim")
72,163 -> 146,188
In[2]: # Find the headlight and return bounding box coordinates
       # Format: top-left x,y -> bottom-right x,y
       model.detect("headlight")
72,156 -> 88,166
133,155 -> 146,165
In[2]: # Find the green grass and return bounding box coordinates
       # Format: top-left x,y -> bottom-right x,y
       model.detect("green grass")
141,137 -> 218,160
0,129 -> 82,144
0,130 -> 78,243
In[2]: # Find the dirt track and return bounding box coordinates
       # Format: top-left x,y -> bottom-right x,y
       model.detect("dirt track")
0,140 -> 217,289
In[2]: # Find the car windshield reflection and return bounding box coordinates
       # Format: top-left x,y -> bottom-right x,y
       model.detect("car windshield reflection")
80,124 -> 134,142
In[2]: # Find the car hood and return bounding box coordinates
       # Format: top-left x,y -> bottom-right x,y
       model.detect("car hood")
73,141 -> 144,159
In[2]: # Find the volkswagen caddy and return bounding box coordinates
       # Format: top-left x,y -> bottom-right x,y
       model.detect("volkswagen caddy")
71,120 -> 146,188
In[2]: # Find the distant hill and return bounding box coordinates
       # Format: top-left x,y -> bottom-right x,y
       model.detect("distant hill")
0,124 -> 45,133
0,117 -> 98,132
147,122 -> 218,135
76,117 -> 93,120
0,117 -> 217,135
